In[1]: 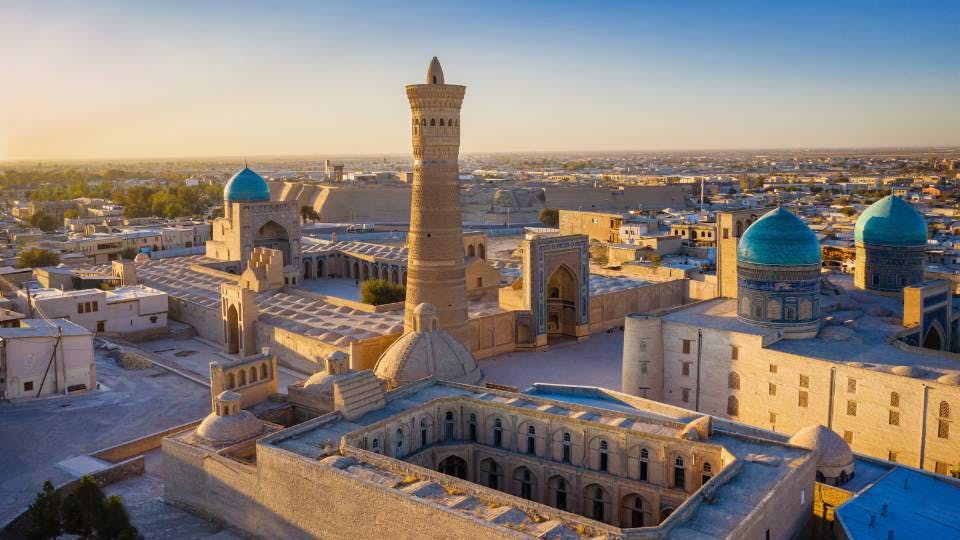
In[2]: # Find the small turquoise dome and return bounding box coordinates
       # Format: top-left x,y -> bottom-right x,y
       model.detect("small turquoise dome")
854,195 -> 927,247
737,207 -> 821,266
224,167 -> 270,202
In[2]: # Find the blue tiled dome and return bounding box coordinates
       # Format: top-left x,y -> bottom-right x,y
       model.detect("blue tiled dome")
854,195 -> 927,247
224,167 -> 270,202
737,207 -> 821,266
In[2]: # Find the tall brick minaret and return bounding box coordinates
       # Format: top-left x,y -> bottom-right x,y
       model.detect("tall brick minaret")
403,57 -> 469,343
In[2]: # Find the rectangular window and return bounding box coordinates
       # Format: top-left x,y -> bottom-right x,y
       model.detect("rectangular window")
77,303 -> 84,314
640,362 -> 648,374
731,346 -> 739,360
889,410 -> 900,426
799,374 -> 809,388
847,400 -> 857,416
769,412 -> 777,424
847,377 -> 856,393
938,419 -> 950,439
798,391 -> 808,408
24,381 -> 34,392
682,362 -> 691,376
681,388 -> 690,403
888,451 -> 898,463
723,228 -> 729,239
768,383 -> 777,396
639,460 -> 648,481
935,462 -> 950,475
769,364 -> 778,374
682,339 -> 692,354
92,301 -> 98,312
843,430 -> 853,444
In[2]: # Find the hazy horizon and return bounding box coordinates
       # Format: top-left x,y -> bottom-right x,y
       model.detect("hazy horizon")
3,0 -> 959,161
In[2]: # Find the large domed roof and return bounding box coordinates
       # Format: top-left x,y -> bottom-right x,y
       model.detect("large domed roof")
737,207 -> 821,266
789,425 -> 853,469
854,195 -> 927,247
374,304 -> 483,387
224,167 -> 271,202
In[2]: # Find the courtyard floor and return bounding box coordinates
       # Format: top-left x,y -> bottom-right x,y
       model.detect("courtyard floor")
296,277 -> 362,300
477,328 -> 624,391
0,351 -> 210,524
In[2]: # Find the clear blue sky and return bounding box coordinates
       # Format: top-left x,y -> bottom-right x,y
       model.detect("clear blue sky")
1,0 -> 958,160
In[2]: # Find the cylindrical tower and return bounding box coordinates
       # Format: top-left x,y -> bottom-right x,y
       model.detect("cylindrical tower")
622,314 -> 663,401
404,57 -> 469,343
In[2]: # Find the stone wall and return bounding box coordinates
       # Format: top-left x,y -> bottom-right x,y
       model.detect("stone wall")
633,315 -> 960,475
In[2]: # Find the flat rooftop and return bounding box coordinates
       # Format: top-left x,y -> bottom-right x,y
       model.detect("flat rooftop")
661,273 -> 960,381
836,467 -> 960,539
261,381 -> 812,540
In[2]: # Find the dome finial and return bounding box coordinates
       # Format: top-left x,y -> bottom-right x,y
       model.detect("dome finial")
426,56 -> 444,85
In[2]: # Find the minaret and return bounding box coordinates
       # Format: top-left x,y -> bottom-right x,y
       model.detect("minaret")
404,57 -> 469,343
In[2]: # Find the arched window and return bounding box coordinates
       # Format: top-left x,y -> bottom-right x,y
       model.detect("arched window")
551,476 -> 568,510
639,448 -> 649,481
727,395 -> 740,417
493,418 -> 503,447
890,392 -> 899,407
421,118 -> 426,126
249,366 -> 258,383
728,372 -> 740,390
439,118 -> 444,126
444,411 -> 455,440
939,401 -> 951,439
420,417 -> 429,447
478,243 -> 485,259
514,467 -> 535,500
468,413 -> 477,441
372,438 -> 380,453
447,118 -> 452,126
623,495 -> 644,527
481,459 -> 501,490
561,432 -> 572,463
227,372 -> 236,389
260,363 -> 268,379
674,456 -> 686,489
526,425 -> 536,455
468,244 -> 475,257
598,440 -> 609,472
395,428 -> 404,457
701,462 -> 713,484
238,370 -> 246,386
430,118 -> 435,126
589,486 -> 608,522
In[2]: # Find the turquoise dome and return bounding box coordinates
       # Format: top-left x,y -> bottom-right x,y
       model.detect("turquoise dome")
224,167 -> 270,202
854,195 -> 927,247
737,207 -> 821,266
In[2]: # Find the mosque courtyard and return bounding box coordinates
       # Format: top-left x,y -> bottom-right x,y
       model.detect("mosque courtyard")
478,327 -> 624,390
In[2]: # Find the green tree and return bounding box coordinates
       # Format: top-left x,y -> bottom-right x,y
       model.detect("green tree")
17,249 -> 61,269
26,480 -> 62,540
28,212 -> 59,232
98,495 -> 141,540
62,476 -> 104,537
63,209 -> 80,220
361,279 -> 405,305
539,207 -> 559,228
300,205 -> 319,223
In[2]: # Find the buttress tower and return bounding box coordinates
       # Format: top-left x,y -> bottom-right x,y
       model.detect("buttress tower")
404,57 -> 469,343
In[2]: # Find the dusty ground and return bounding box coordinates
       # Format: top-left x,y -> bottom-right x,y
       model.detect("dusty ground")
0,351 -> 210,524
102,448 -> 239,539
477,328 -> 624,391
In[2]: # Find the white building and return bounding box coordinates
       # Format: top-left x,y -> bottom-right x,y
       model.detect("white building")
15,285 -> 168,338
0,319 -> 95,400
